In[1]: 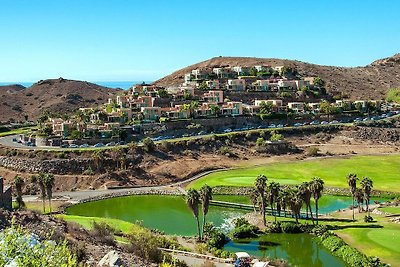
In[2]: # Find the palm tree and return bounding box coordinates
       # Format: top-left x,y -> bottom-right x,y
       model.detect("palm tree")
44,173 -> 55,213
310,177 -> 324,225
267,181 -> 280,222
255,174 -> 267,226
361,177 -> 373,217
354,188 -> 364,212
92,150 -> 105,171
34,174 -> 47,213
199,184 -> 212,240
249,188 -> 259,213
299,182 -> 314,224
280,187 -> 290,217
186,188 -> 201,240
289,187 -> 303,224
14,175 -> 25,208
347,173 -> 358,221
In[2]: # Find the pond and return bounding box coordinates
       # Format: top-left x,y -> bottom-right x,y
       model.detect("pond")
225,233 -> 347,267
66,194 -> 350,266
66,195 -> 247,236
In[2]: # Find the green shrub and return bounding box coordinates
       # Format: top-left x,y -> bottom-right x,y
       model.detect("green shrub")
265,222 -> 282,233
256,137 -> 265,146
0,224 -> 77,267
143,137 -> 155,152
231,218 -> 259,238
386,88 -> 400,103
306,146 -> 320,157
82,166 -> 94,175
364,215 -> 374,223
280,222 -> 301,233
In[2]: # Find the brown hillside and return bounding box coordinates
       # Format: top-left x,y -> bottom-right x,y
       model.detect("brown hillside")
0,78 -> 120,123
154,54 -> 400,100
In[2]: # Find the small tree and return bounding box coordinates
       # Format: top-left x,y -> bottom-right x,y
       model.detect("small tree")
33,174 -> 47,213
14,175 -> 25,209
143,137 -> 155,152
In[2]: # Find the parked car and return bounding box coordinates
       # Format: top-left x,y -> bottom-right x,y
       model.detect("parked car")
69,144 -> 78,148
223,128 -> 232,133
320,121 -> 329,125
310,120 -> 319,125
105,142 -> 116,147
79,144 -> 89,148
117,141 -> 126,145
330,120 -> 339,124
293,123 -> 302,127
93,143 -> 104,147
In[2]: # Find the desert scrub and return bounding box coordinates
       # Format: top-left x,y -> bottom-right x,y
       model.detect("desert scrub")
0,224 -> 77,267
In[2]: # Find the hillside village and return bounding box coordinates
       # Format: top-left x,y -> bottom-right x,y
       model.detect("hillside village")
23,65 -> 397,147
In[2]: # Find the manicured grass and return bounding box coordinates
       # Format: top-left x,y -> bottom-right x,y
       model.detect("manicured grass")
379,206 -> 400,215
0,126 -> 36,137
58,214 -> 138,233
188,154 -> 400,192
335,214 -> 400,266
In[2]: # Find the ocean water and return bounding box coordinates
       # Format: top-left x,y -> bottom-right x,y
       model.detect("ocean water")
0,81 -> 152,90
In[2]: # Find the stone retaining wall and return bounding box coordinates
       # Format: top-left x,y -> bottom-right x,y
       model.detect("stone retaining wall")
0,156 -> 112,175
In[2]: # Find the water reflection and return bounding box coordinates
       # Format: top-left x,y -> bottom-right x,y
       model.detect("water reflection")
225,233 -> 346,267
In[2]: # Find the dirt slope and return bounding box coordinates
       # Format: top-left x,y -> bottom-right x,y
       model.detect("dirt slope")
0,78 -> 121,122
154,54 -> 400,100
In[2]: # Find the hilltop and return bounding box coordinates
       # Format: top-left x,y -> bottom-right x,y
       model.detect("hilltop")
154,54 -> 400,100
0,78 -> 121,122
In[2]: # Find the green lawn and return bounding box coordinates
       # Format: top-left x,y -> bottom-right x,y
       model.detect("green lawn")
334,213 -> 400,266
188,154 -> 400,192
58,214 -> 138,233
379,206 -> 400,215
0,126 -> 36,137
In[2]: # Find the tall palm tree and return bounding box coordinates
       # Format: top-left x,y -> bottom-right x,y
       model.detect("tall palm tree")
280,187 -> 290,217
347,173 -> 358,221
360,177 -> 373,217
199,184 -> 212,240
186,188 -> 201,240
14,175 -> 25,208
255,174 -> 267,226
310,177 -> 324,225
299,182 -> 314,223
267,181 -> 280,222
44,173 -> 55,213
35,174 -> 47,213
354,188 -> 364,213
289,187 -> 303,224
249,188 -> 259,213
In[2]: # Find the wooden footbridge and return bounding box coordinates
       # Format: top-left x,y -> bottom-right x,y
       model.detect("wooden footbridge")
210,200 -> 322,218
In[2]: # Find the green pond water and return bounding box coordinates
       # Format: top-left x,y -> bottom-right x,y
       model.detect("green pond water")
225,233 -> 347,267
66,194 -> 353,266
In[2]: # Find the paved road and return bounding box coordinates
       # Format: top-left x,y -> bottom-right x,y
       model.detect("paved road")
22,169 -> 220,203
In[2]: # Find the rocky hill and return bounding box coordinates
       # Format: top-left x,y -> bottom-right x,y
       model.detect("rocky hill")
154,54 -> 400,100
0,78 -> 121,123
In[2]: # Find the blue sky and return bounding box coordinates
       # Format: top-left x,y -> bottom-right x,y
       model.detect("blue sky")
0,0 -> 399,82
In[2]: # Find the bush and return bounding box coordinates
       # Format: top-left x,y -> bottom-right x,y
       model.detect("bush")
270,132 -> 284,141
82,167 -> 94,175
0,224 -> 77,267
231,218 -> 259,238
143,137 -> 155,152
126,228 -> 163,263
256,137 -> 265,146
318,232 -> 388,267
306,146 -> 320,157
89,221 -> 116,246
280,222 -> 301,233
265,222 -> 282,233
364,215 -> 374,223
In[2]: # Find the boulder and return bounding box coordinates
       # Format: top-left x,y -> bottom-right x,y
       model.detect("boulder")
98,250 -> 122,267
